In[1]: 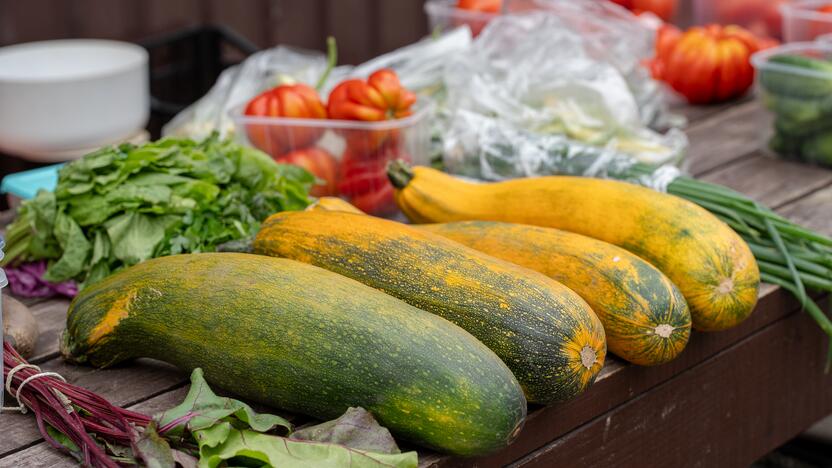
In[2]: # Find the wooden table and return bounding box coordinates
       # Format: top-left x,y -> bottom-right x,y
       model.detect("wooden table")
3,98 -> 832,467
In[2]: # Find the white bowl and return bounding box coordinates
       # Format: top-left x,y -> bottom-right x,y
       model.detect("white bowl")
0,39 -> 149,160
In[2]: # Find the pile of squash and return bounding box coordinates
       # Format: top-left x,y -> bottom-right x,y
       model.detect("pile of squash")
61,163 -> 759,457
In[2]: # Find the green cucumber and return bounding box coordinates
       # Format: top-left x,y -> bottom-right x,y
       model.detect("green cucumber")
760,55 -> 832,98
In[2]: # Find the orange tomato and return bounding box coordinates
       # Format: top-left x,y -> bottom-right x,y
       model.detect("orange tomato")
456,0 -> 502,13
610,0 -> 676,21
654,24 -> 771,104
276,147 -> 339,197
632,0 -> 677,21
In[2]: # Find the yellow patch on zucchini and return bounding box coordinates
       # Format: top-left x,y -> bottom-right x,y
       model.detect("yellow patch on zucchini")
87,289 -> 136,346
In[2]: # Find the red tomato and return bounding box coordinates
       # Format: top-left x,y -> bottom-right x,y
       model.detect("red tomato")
276,147 -> 339,197
654,24 -> 770,104
244,84 -> 327,157
809,4 -> 832,39
631,0 -> 677,21
715,0 -> 786,38
338,143 -> 410,216
457,0 -> 502,13
350,184 -> 397,217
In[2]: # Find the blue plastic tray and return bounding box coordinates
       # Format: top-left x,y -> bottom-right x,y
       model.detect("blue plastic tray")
0,164 -> 62,200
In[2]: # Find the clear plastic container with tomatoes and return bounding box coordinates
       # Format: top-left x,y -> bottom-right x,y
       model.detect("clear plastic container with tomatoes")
781,1 -> 832,43
424,0 -> 538,36
692,0 -> 790,39
231,102 -> 433,217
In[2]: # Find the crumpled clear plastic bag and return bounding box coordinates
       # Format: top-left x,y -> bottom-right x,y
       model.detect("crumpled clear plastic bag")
163,31 -> 472,141
444,110 -> 684,191
163,46 -> 351,139
441,11 -> 687,174
530,0 -> 680,129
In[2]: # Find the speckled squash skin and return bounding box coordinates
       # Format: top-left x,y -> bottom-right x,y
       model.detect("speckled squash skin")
420,221 -> 691,366
254,211 -> 606,404
61,253 -> 527,456
392,166 -> 760,332
306,197 -> 365,214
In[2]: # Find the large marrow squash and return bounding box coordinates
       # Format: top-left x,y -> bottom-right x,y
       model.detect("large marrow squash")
421,221 -> 691,366
253,211 -> 606,404
389,164 -> 759,332
61,253 -> 526,456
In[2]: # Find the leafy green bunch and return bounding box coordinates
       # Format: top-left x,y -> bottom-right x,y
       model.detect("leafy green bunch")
3,134 -> 315,289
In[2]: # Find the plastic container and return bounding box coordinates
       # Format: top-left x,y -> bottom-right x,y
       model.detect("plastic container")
232,101 -> 434,217
693,0 -> 790,39
751,42 -> 832,167
782,1 -> 832,43
425,0 -> 540,36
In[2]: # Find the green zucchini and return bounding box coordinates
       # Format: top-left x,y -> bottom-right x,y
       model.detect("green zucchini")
61,253 -> 527,456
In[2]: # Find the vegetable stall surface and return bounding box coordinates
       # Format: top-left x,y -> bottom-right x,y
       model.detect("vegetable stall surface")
61,253 -> 527,457
1,135 -> 314,291
420,221 -> 692,367
389,163 -> 760,332
253,210 -> 606,404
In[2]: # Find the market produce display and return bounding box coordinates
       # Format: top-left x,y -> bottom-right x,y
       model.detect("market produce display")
389,163 -> 760,332
420,221 -> 691,366
253,210 -> 606,404
1,135 -> 314,290
758,51 -> 832,167
10,5 -> 832,466
62,253 -> 527,457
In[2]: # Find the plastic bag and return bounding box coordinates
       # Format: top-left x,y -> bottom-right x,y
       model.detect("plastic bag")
163,46 -> 351,139
440,11 -> 687,170
443,110 -> 684,190
530,0 -> 681,129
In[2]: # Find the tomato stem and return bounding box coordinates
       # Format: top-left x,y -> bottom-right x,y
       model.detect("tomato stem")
315,36 -> 338,92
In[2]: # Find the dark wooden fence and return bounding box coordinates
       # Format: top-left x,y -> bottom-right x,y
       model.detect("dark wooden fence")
0,0 -> 429,64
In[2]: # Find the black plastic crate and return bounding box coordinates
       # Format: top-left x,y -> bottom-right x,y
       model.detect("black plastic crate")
139,24 -> 259,138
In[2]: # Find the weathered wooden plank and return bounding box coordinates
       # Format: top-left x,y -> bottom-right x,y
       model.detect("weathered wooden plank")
0,358 -> 184,457
511,300 -> 832,467
671,94 -> 752,126
777,184 -> 832,235
701,154 -> 832,208
686,99 -> 770,177
0,387 -> 190,467
27,299 -> 70,364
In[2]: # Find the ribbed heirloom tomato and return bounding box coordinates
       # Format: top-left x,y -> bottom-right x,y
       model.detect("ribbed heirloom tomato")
651,24 -> 769,104
243,83 -> 327,157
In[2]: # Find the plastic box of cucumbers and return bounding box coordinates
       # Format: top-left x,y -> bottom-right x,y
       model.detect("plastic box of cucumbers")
752,42 -> 832,167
